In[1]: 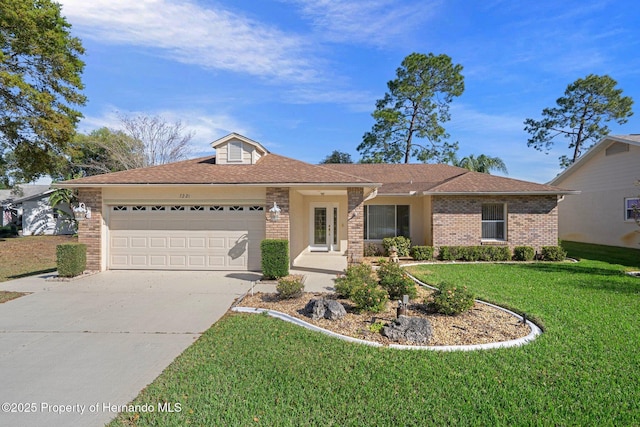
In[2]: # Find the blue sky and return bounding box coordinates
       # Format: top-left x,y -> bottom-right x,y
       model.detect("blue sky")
56,0 -> 640,183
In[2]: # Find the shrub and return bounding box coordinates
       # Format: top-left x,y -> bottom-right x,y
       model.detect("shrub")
335,263 -> 377,299
430,282 -> 475,315
260,239 -> 289,279
351,282 -> 388,313
56,243 -> 86,277
369,319 -> 386,333
479,246 -> 511,261
276,276 -> 304,299
377,261 -> 417,300
513,246 -> 535,261
410,245 -> 434,261
438,246 -> 463,261
438,246 -> 510,262
541,245 -> 567,261
382,236 -> 411,257
364,243 -> 383,257
0,224 -> 18,238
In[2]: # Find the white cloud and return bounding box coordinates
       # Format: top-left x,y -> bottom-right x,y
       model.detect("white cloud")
285,0 -> 440,47
58,0 -> 317,82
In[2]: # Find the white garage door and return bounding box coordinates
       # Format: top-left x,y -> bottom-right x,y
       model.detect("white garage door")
108,204 -> 265,270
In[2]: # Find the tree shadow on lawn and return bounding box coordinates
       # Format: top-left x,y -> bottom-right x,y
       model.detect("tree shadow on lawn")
7,268 -> 57,280
511,262 -> 640,295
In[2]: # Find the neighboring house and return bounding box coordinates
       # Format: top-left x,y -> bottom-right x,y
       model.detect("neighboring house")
56,133 -> 574,272
15,190 -> 76,236
1,185 -> 52,229
549,134 -> 640,248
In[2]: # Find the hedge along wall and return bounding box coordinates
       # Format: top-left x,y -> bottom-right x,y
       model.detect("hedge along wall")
260,239 -> 289,279
56,243 -> 87,277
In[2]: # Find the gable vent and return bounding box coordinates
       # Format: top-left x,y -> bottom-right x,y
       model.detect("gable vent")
605,142 -> 629,156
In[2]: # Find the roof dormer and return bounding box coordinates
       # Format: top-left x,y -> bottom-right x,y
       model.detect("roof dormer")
211,133 -> 269,165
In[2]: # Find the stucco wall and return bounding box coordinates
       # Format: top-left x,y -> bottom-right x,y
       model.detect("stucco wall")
553,142 -> 640,248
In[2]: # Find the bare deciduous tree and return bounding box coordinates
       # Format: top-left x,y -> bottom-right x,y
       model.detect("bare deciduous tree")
119,114 -> 194,168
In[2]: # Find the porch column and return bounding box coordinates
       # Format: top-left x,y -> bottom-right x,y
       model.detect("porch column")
266,187 -> 290,240
347,187 -> 364,264
77,188 -> 103,271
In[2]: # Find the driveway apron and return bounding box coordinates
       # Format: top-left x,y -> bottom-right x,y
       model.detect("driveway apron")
0,270 -> 257,427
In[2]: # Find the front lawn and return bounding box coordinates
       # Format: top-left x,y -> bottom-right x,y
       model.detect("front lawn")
0,235 -> 77,282
110,244 -> 640,426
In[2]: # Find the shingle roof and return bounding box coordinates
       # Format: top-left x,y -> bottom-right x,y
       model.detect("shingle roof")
57,151 -> 573,195
58,153 -> 376,186
324,163 -> 573,195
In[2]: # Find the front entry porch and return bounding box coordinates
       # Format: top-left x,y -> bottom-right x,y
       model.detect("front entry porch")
292,251 -> 347,275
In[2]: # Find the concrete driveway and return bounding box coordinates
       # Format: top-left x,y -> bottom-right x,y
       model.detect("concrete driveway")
0,270 -> 259,427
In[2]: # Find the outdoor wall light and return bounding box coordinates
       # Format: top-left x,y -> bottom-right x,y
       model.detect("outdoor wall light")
73,202 -> 91,221
269,202 -> 281,222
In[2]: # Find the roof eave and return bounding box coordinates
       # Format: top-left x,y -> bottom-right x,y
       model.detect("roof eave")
423,190 -> 580,196
54,182 -> 381,188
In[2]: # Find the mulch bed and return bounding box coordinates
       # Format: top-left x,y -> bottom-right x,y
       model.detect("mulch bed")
239,285 -> 530,347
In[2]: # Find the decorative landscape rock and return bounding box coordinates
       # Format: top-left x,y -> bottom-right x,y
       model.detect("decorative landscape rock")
304,298 -> 347,321
382,315 -> 433,344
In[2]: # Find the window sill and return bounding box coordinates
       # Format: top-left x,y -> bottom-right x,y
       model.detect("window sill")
480,239 -> 508,246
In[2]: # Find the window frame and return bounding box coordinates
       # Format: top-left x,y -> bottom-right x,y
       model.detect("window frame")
481,203 -> 507,241
625,198 -> 640,222
227,140 -> 243,162
363,204 -> 410,241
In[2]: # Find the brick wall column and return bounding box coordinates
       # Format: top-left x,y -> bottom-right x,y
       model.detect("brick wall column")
347,187 -> 364,264
76,188 -> 103,271
266,187 -> 290,240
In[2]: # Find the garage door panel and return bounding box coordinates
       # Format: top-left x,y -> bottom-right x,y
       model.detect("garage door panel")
108,206 -> 265,270
149,255 -> 167,266
130,237 -> 147,248
149,238 -> 167,248
188,255 -> 206,267
169,255 -> 187,267
169,237 -> 186,248
189,237 -> 206,248
130,255 -> 148,266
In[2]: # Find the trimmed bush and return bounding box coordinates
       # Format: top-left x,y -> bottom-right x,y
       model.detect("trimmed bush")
438,246 -> 510,262
382,236 -> 411,257
260,239 -> 289,279
377,261 -> 417,300
351,282 -> 388,313
541,245 -> 567,261
364,243 -> 383,257
276,276 -> 304,299
479,246 -> 511,261
56,243 -> 86,277
0,224 -> 18,238
410,245 -> 434,261
430,282 -> 475,315
513,246 -> 535,261
335,263 -> 377,299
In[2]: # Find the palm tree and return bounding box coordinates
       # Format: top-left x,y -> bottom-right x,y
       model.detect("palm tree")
451,154 -> 508,174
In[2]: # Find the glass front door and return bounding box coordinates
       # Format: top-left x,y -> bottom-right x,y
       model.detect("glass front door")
310,204 -> 337,251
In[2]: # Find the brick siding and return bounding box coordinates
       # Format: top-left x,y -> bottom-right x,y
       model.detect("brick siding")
347,187 -> 365,264
432,195 -> 558,252
266,187 -> 290,240
76,188 -> 103,271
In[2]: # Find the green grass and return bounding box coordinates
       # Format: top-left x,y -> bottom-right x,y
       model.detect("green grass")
562,240 -> 640,269
110,244 -> 640,426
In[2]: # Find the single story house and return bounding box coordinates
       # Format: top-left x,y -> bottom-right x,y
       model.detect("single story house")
56,133 -> 575,272
1,185 -> 74,235
549,134 -> 640,248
